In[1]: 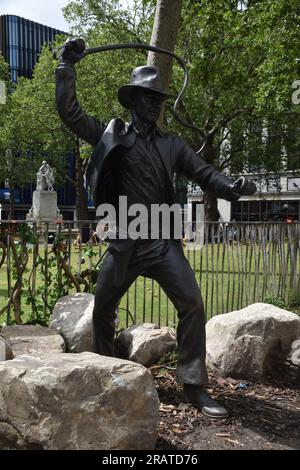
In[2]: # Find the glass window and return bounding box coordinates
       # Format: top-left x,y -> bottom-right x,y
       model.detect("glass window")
14,47 -> 19,67
40,27 -> 45,46
9,21 -> 13,44
32,27 -> 36,52
27,53 -> 32,73
266,177 -> 281,192
8,17 -> 18,47
259,201 -> 268,221
16,20 -> 20,47
288,177 -> 300,191
267,201 -> 282,221
28,24 -> 32,49
248,201 -> 259,221
11,69 -> 17,82
231,201 -> 242,221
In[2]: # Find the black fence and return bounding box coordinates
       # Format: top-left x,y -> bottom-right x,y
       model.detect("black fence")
0,221 -> 299,328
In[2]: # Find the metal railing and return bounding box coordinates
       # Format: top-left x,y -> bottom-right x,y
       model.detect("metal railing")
0,220 -> 299,328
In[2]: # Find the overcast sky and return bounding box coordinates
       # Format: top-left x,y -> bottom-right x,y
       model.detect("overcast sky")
0,0 -> 70,32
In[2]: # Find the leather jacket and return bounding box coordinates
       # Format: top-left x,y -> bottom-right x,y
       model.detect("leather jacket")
55,64 -> 234,210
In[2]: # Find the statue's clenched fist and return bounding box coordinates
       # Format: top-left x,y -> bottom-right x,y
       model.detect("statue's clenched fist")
226,176 -> 257,201
58,38 -> 86,65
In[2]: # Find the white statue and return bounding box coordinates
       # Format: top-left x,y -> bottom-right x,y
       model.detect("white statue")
36,161 -> 54,191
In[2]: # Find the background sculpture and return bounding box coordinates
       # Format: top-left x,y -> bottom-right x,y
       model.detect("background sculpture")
36,161 -> 54,191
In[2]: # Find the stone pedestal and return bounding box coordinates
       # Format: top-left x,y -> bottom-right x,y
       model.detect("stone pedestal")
26,190 -> 63,233
32,190 -> 58,220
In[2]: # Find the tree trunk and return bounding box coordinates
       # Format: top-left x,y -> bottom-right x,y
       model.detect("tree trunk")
203,192 -> 219,223
147,0 -> 220,223
148,0 -> 182,126
148,0 -> 182,90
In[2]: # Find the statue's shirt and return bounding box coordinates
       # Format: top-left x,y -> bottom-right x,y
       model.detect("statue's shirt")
117,126 -> 168,208
114,125 -> 172,256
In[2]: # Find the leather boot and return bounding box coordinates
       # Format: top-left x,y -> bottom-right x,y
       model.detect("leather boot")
183,384 -> 228,418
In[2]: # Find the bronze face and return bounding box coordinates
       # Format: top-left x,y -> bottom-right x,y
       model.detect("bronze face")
131,88 -> 165,123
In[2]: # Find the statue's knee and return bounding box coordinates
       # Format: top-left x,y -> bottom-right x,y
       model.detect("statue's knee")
185,294 -> 204,313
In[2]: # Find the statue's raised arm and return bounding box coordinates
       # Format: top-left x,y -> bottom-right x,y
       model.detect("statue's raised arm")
55,38 -> 105,146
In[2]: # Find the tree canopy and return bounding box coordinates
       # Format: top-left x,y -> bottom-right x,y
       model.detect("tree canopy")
64,0 -> 300,176
1,0 -> 299,219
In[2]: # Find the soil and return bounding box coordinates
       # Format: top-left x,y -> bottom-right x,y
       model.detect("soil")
152,361 -> 300,450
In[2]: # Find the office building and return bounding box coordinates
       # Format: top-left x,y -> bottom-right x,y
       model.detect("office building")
0,14 -> 64,82
0,15 -> 78,219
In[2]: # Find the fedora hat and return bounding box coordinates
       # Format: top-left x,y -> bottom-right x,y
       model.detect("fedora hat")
118,65 -> 173,109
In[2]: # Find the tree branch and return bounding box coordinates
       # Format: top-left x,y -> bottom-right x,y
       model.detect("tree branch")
209,109 -> 241,136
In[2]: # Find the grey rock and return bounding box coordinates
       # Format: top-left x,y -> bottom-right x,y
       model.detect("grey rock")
0,335 -> 14,361
290,339 -> 300,366
0,352 -> 159,450
206,303 -> 300,380
50,293 -> 94,352
1,325 -> 65,357
118,323 -> 177,366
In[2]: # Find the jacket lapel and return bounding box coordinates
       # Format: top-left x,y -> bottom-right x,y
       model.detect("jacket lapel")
87,118 -> 136,200
87,119 -> 175,208
154,133 -> 172,182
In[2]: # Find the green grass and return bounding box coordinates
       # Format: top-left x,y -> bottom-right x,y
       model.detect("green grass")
0,240 -> 298,329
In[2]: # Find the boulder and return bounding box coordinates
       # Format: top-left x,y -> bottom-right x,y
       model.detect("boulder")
50,293 -> 94,352
290,339 -> 300,366
0,335 -> 14,361
206,303 -> 300,380
118,323 -> 177,366
0,352 -> 159,450
1,325 -> 65,357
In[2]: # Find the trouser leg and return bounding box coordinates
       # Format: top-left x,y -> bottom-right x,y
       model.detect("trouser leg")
92,252 -> 140,356
148,241 -> 208,385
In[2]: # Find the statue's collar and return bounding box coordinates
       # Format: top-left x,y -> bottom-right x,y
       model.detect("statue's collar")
128,121 -> 164,138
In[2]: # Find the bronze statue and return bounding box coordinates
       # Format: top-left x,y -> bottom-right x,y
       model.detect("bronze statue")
55,38 -> 256,419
